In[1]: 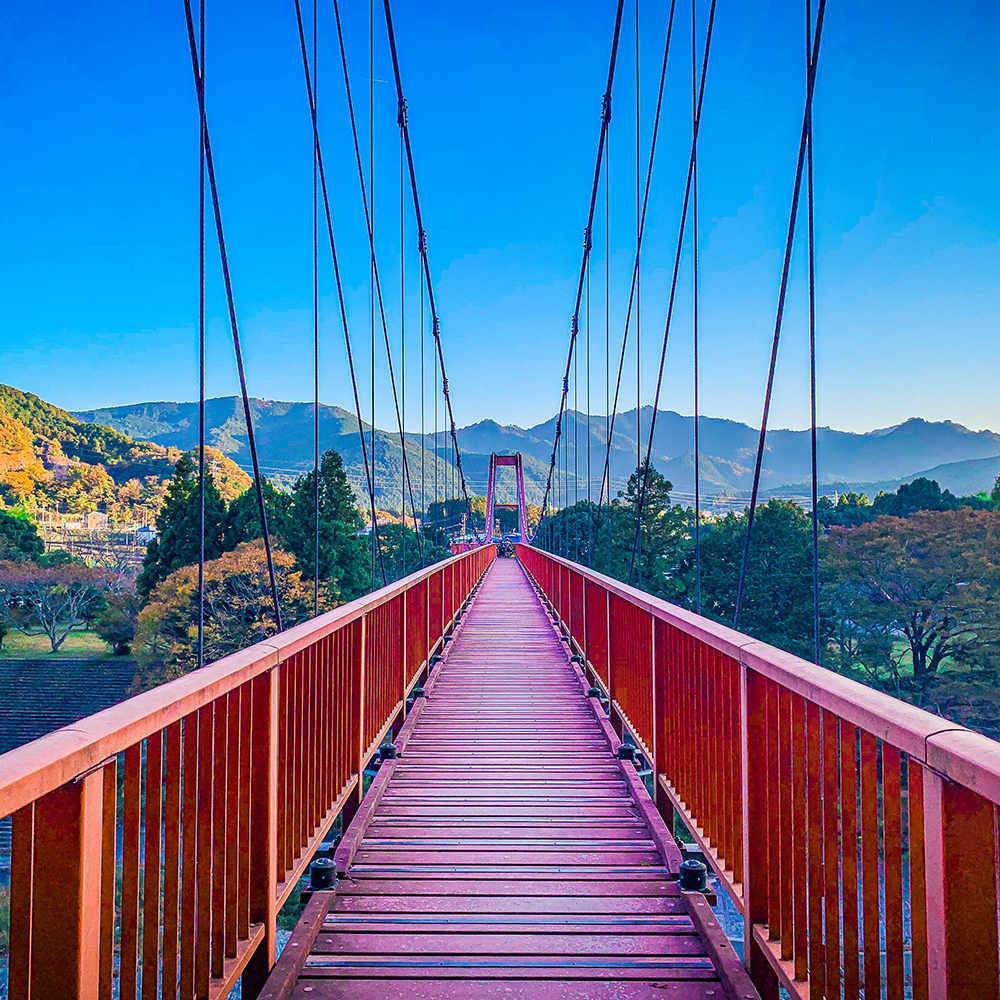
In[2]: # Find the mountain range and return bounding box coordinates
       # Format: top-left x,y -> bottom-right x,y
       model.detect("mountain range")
73,396 -> 1000,509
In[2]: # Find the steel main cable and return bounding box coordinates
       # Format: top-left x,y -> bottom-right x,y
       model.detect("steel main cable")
540,0 -> 627,522
330,0 -> 424,565
596,0 -> 678,513
291,0 -> 387,587
182,0 -> 284,632
382,0 -> 481,542
733,0 -> 828,631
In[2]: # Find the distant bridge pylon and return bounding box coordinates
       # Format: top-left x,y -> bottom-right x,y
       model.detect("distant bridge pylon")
484,452 -> 530,543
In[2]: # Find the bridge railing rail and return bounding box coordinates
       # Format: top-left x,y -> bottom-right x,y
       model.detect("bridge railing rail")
518,543 -> 1000,1000
0,544 -> 493,1000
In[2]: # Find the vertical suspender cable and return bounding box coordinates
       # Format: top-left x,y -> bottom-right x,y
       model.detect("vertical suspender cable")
733,0 -> 827,630
182,0 -> 283,631
383,0 -> 481,540
330,0 -> 423,566
691,0 -> 701,615
634,0 -> 641,585
596,0 -> 677,511
540,0 -> 626,521
292,0 -> 387,587
369,0 -> 376,579
197,0 -> 206,666
312,0 -> 320,616
400,114 -> 406,568
806,0 -> 820,662
628,0 -> 716,586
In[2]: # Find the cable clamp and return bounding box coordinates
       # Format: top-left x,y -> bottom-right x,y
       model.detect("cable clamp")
601,92 -> 612,125
418,229 -> 427,254
563,376 -> 569,393
583,228 -> 593,252
397,97 -> 408,128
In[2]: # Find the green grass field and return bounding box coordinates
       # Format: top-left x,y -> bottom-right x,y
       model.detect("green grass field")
0,628 -> 114,659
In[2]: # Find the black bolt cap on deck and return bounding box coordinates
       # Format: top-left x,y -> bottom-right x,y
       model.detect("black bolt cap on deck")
570,654 -> 584,664
310,857 -> 336,890
678,859 -> 708,892
410,686 -> 426,698
559,635 -> 571,643
429,654 -> 443,665
379,742 -> 398,761
586,686 -> 606,700
615,744 -> 636,761
442,634 -> 453,644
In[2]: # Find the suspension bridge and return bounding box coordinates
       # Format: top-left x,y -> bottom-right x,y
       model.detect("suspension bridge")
1,0 -> 997,998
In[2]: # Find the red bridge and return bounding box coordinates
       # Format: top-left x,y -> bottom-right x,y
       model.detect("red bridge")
2,547 -> 998,1000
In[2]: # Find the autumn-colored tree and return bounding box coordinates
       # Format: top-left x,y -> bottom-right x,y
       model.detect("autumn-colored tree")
137,455 -> 225,601
133,540 -> 317,690
823,509 -> 1000,677
0,560 -> 111,651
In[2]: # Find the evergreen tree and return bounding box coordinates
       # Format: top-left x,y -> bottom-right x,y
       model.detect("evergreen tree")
680,498 -> 825,661
221,481 -> 290,550
0,510 -> 44,560
284,450 -> 371,602
137,455 -> 225,601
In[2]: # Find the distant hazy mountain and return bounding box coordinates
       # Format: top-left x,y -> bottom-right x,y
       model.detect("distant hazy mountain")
74,396 -> 1000,509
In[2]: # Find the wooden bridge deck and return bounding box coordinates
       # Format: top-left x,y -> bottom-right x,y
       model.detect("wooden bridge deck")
275,559 -> 757,999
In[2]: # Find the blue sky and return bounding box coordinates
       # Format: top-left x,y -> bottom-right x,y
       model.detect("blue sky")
1,0 -> 998,435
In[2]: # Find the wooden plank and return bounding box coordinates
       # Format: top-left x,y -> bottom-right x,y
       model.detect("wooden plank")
141,731 -> 163,1000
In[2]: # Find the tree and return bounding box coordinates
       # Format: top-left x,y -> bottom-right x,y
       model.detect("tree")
134,540 -> 317,690
872,477 -> 958,517
372,523 -> 451,583
817,492 -> 875,528
282,450 -> 371,603
533,463 -> 690,602
221,482 -> 289,550
680,499 -> 825,661
0,560 -> 110,652
95,589 -> 141,655
823,509 -> 1000,678
137,455 -> 225,601
0,510 -> 44,560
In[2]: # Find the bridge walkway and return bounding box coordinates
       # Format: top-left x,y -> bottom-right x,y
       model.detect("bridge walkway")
277,558 -> 757,999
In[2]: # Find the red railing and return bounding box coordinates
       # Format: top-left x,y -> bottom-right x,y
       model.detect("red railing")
0,545 -> 493,1000
519,544 -> 1000,1000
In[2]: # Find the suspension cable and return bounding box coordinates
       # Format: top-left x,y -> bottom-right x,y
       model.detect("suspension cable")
382,0 -> 481,541
291,0 -> 387,587
312,0 -> 319,616
692,0 -> 701,614
329,0 -> 424,565
596,0 -> 678,511
733,0 -> 828,630
806,0 -> 820,662
182,0 -> 283,632
197,0 -> 206,664
627,0 -> 718,586
634,0 -> 641,586
540,0 -> 627,520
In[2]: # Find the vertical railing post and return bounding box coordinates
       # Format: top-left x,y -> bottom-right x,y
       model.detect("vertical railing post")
16,770 -> 104,1000
743,666 -> 779,999
243,667 -> 279,999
